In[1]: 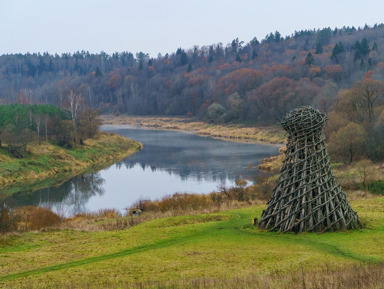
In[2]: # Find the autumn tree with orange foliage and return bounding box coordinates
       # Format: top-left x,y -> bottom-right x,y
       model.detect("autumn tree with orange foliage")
323,65 -> 343,81
248,77 -> 319,122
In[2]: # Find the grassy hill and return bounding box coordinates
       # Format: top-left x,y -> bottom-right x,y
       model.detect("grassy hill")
0,196 -> 383,288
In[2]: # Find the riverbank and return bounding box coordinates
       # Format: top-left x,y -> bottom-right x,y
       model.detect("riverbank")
0,196 -> 383,288
101,115 -> 286,144
0,132 -> 142,195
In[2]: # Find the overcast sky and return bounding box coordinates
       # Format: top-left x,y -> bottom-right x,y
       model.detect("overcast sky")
1,0 -> 383,57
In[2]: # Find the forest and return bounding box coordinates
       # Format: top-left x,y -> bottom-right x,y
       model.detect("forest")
2,24 -> 384,162
0,104 -> 100,157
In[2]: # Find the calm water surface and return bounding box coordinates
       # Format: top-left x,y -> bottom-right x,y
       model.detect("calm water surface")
8,126 -> 279,216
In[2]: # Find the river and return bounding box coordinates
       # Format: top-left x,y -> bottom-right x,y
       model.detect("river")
7,126 -> 279,216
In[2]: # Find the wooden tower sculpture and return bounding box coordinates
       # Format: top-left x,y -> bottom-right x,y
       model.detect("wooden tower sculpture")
258,106 -> 360,233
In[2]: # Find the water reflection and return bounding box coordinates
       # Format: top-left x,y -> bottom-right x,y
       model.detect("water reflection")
6,127 -> 279,216
111,127 -> 278,183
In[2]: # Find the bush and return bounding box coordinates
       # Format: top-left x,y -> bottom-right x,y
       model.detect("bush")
130,199 -> 160,214
158,193 -> 214,212
368,180 -> 384,195
14,206 -> 62,231
129,193 -> 215,214
207,103 -> 227,123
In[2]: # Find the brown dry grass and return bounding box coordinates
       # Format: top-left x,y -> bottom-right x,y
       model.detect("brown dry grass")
101,115 -> 285,144
14,206 -> 62,231
258,146 -> 285,172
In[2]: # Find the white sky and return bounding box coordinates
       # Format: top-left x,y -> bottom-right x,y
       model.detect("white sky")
1,0 -> 383,57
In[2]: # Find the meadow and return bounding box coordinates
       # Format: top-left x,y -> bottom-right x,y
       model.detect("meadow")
1,117 -> 383,288
0,196 -> 383,288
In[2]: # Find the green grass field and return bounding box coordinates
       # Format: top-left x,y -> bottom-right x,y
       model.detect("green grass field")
0,197 -> 383,288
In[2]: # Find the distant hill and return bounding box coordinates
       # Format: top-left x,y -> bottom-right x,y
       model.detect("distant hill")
1,24 -> 384,123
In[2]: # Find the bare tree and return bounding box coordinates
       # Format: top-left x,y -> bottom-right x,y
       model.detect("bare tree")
328,122 -> 367,164
66,90 -> 83,125
23,89 -> 33,104
356,160 -> 375,192
44,114 -> 49,142
346,79 -> 384,124
34,114 -> 42,144
65,90 -> 84,142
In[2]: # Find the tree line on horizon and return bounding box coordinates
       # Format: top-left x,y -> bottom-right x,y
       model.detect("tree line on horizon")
1,24 -> 384,162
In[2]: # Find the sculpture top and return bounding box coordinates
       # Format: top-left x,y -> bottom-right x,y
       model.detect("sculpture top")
281,106 -> 327,135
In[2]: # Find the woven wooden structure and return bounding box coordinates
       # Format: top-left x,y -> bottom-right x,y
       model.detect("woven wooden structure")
258,106 -> 360,233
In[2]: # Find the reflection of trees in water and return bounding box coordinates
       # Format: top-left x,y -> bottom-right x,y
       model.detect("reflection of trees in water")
7,173 -> 105,215
59,173 -> 105,216
116,142 -> 275,183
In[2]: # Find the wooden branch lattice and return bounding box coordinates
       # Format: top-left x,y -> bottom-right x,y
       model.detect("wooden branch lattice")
258,106 -> 360,233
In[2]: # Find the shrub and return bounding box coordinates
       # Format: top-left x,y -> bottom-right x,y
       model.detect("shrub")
157,193 -> 214,212
14,206 -> 62,231
368,180 -> 384,195
130,199 -> 160,214
207,103 -> 227,123
129,193 -> 216,214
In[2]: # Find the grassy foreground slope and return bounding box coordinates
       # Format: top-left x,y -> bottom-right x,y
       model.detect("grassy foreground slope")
0,197 -> 383,288
0,132 -> 142,195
